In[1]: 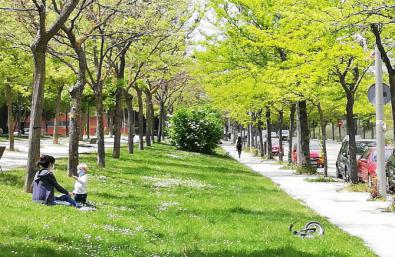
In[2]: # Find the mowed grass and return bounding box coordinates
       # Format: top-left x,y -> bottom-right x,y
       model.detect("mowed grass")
0,144 -> 376,257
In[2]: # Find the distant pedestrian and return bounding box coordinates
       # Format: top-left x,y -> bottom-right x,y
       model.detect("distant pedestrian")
236,136 -> 243,158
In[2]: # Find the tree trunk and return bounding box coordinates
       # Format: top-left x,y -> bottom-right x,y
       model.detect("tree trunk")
5,83 -> 14,151
233,124 -> 238,144
86,105 -> 90,139
258,119 -> 264,157
16,101 -> 22,136
331,122 -> 335,141
346,93 -> 358,183
136,88 -> 144,150
95,87 -> 106,168
266,107 -> 273,159
25,47 -> 46,193
278,110 -> 284,162
297,101 -> 310,166
242,128 -> 246,147
145,91 -> 154,145
124,90 -> 135,154
247,124 -> 251,150
65,108 -> 69,136
158,102 -> 166,143
318,103 -> 328,176
145,93 -> 152,146
24,0 -> 79,193
108,110 -> 114,137
338,123 -> 342,141
80,109 -> 86,141
162,107 -> 167,141
254,127 -> 259,148
149,95 -> 155,143
390,74 -> 395,143
53,85 -> 63,144
288,104 -> 296,163
67,38 -> 88,176
68,86 -> 83,175
112,88 -> 122,158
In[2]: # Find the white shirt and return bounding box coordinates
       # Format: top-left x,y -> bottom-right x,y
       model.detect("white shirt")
73,174 -> 88,194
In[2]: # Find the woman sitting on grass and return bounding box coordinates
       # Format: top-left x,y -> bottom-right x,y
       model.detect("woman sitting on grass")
32,155 -> 78,207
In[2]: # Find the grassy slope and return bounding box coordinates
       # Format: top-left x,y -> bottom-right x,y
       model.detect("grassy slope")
0,144 -> 376,257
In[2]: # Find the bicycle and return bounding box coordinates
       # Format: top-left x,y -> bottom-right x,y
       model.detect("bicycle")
289,221 -> 325,238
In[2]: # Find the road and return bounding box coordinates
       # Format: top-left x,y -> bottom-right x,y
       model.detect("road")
0,136 -> 135,172
277,138 -> 342,177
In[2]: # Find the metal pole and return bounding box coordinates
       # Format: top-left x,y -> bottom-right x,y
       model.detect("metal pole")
375,46 -> 386,197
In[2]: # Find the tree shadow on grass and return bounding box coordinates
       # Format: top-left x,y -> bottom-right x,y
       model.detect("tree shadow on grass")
118,158 -> 257,178
94,191 -> 143,202
0,173 -> 24,188
0,244 -> 84,257
163,247 -> 356,257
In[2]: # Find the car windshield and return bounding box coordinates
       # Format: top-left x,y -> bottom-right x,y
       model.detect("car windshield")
356,141 -> 375,155
372,149 -> 393,162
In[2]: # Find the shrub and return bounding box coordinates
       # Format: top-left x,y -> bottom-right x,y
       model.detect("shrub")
295,165 -> 317,175
306,176 -> 337,183
168,107 -> 223,154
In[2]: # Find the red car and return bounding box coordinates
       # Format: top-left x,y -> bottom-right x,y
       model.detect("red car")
272,142 -> 283,156
292,142 -> 324,168
357,147 -> 393,184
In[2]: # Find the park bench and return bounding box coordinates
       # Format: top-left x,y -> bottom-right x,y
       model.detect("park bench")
79,138 -> 98,148
0,146 -> 6,173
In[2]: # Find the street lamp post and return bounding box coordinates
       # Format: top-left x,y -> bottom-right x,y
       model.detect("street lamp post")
374,46 -> 386,197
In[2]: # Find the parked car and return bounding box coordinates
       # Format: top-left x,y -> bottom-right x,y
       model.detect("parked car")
13,128 -> 29,136
357,147 -> 393,185
291,140 -> 324,167
272,139 -> 283,156
385,150 -> 395,192
271,131 -> 278,138
278,130 -> 289,141
336,138 -> 375,180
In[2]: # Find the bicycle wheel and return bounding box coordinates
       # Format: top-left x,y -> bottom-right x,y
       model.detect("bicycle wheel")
304,221 -> 324,237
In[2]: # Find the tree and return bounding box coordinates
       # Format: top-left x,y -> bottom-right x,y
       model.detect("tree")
1,0 -> 79,191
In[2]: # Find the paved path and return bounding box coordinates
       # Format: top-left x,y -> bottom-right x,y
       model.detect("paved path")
0,136 -> 133,171
222,141 -> 394,257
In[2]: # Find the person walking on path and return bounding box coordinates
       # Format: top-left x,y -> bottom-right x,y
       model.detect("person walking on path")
236,136 -> 243,158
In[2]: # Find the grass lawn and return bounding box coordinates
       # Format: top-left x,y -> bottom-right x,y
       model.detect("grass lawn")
0,144 -> 376,257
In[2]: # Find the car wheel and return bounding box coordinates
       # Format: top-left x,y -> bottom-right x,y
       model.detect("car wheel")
336,165 -> 342,179
344,167 -> 350,182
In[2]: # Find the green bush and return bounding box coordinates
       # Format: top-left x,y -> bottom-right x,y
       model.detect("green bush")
295,165 -> 317,175
168,107 -> 223,154
305,176 -> 337,182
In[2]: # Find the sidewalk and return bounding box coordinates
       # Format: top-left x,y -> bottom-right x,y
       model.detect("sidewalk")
222,141 -> 395,257
0,136 -> 133,171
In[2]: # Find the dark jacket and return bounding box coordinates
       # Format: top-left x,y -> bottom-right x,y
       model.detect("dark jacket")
32,169 -> 69,205
236,140 -> 242,151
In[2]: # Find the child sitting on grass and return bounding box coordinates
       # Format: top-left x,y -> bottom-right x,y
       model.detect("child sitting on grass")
72,163 -> 89,204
